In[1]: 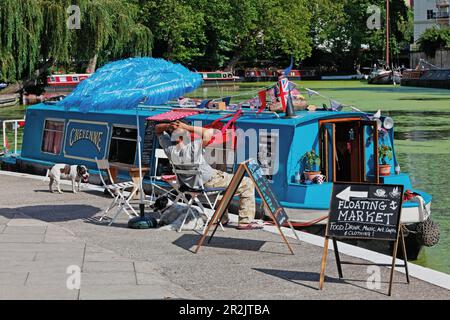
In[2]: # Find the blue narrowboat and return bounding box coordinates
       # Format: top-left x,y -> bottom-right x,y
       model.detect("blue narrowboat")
0,101 -> 432,258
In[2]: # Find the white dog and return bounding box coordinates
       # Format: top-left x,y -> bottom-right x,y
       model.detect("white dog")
45,164 -> 89,194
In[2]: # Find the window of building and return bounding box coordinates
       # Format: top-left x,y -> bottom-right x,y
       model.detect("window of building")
41,120 -> 64,154
427,10 -> 435,19
108,126 -> 137,165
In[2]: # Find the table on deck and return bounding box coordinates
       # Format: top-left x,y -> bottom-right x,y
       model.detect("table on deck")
109,162 -> 150,200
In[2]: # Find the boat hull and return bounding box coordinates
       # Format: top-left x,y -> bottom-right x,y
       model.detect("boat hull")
368,71 -> 401,84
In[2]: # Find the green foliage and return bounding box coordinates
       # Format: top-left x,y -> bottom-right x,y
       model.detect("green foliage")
418,27 -> 450,57
0,0 -> 414,82
302,150 -> 321,171
0,0 -> 152,82
308,0 -> 412,69
378,144 -> 392,165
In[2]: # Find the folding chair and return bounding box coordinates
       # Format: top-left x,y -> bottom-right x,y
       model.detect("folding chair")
148,148 -> 178,202
95,158 -> 138,225
171,165 -> 226,232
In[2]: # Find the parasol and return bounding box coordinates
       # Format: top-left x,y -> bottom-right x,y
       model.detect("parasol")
59,57 -> 203,224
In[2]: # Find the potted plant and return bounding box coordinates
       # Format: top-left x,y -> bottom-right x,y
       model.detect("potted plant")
302,150 -> 321,181
378,144 -> 393,176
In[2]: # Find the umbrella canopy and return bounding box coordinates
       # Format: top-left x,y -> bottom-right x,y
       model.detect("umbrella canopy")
59,57 -> 203,112
58,57 -> 203,225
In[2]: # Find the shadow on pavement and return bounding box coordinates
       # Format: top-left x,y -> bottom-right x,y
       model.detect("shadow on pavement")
173,233 -> 269,253
0,204 -> 100,222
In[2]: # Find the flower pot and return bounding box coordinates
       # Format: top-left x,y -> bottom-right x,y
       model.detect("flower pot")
379,164 -> 391,176
304,171 -> 321,181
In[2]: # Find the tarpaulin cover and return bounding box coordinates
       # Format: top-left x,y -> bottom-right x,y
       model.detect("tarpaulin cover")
59,57 -> 203,112
146,109 -> 200,121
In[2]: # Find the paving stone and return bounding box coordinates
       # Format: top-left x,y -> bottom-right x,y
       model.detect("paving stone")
84,251 -> 130,262
0,233 -> 44,243
2,226 -> 47,234
0,272 -> 29,286
6,218 -> 48,227
78,284 -> 179,300
0,260 -> 83,273
80,272 -> 136,286
82,261 -> 135,273
0,285 -> 79,300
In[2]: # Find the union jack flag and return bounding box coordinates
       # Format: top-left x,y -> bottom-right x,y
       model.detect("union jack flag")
278,78 -> 290,112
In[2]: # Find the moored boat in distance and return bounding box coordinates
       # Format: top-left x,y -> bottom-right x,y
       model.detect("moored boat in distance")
401,60 -> 450,89
197,71 -> 239,82
244,68 -> 302,82
0,93 -> 20,108
368,68 -> 402,85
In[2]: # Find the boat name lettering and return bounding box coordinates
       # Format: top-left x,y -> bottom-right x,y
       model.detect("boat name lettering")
69,128 -> 103,151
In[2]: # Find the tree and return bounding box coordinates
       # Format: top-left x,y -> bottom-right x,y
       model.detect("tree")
418,27 -> 450,57
0,0 -> 153,86
142,0 -> 205,63
306,0 -> 412,71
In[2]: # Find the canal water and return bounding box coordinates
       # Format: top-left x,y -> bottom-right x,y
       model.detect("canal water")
188,81 -> 450,274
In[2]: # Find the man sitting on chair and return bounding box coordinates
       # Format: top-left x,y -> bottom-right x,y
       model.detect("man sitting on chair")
155,120 -> 261,230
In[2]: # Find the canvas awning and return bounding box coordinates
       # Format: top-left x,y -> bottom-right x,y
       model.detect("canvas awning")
146,109 -> 200,121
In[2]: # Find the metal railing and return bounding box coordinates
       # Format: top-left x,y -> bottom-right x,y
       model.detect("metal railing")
2,118 -> 25,155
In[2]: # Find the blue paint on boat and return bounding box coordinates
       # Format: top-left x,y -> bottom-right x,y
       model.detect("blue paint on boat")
1,102 -> 432,223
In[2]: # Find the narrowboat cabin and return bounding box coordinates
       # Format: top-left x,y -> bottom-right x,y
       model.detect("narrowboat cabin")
0,102 -> 432,258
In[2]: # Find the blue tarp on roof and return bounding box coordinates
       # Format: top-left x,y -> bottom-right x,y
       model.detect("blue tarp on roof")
59,57 -> 203,112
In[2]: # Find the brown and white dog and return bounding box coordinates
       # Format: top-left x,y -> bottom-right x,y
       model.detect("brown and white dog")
45,164 -> 89,194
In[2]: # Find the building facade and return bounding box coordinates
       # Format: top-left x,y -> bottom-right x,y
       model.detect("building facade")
414,0 -> 450,42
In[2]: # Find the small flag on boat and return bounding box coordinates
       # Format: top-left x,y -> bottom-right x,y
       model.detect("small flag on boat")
268,86 -> 277,102
257,90 -> 267,113
306,88 -> 319,97
222,97 -> 231,106
330,100 -> 344,111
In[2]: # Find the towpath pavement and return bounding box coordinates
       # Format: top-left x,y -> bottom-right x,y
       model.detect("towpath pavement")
0,172 -> 449,300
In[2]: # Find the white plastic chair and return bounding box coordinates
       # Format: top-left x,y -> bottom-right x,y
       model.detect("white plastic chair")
95,158 -> 138,225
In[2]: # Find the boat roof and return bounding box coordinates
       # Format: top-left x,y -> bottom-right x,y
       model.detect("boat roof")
27,103 -> 367,127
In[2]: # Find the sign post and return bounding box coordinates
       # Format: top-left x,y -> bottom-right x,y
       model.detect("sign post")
195,159 -> 300,254
319,182 -> 409,296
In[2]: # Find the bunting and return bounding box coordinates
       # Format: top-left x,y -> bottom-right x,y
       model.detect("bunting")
330,100 -> 344,111
257,90 -> 267,113
306,88 -> 319,97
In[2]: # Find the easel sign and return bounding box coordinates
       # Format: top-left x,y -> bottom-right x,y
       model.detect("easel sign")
195,159 -> 301,254
319,182 -> 409,296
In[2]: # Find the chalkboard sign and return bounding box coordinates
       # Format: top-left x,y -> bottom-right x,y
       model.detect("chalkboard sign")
327,183 -> 404,240
196,159 -> 300,254
320,182 -> 409,296
245,159 -> 289,226
141,120 -> 156,176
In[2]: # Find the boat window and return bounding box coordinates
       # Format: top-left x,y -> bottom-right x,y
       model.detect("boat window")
41,120 -> 64,154
72,76 -> 78,82
258,132 -> 279,181
108,126 -> 137,165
